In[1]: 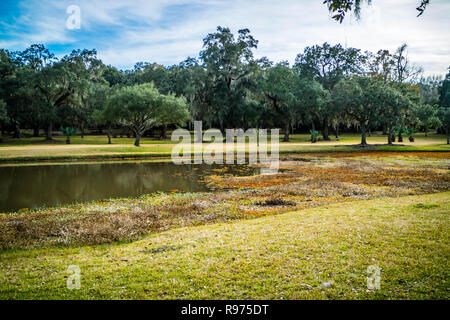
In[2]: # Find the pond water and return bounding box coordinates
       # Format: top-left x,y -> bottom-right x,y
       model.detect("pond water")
0,161 -> 259,212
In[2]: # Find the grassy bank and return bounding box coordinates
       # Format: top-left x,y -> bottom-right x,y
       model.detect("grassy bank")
0,151 -> 448,299
1,152 -> 448,250
0,192 -> 448,299
0,133 -> 448,163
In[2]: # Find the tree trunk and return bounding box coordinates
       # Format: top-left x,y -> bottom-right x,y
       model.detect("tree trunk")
334,125 -> 339,138
322,118 -> 330,141
387,127 -> 393,145
80,123 -> 85,138
107,124 -> 112,144
310,120 -> 316,142
447,127 -> 449,145
45,123 -> 53,140
134,133 -> 141,147
161,125 -> 168,140
398,132 -> 403,142
283,119 -> 290,142
360,122 -> 367,145
13,122 -> 20,139
382,123 -> 387,135
33,126 -> 40,137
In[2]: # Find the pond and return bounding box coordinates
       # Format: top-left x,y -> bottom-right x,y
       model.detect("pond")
0,161 -> 259,212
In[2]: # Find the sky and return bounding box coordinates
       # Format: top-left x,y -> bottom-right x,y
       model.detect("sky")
0,0 -> 449,76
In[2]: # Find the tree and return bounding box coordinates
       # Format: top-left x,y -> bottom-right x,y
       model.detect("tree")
200,26 -> 259,130
392,44 -> 423,83
293,78 -> 328,142
59,49 -> 105,138
437,68 -> 450,144
437,107 -> 450,144
0,99 -> 7,141
439,68 -> 450,109
378,84 -> 412,145
132,62 -> 169,92
413,104 -> 441,137
89,84 -> 112,142
333,76 -> 382,145
157,93 -> 190,139
294,42 -> 365,139
259,62 -> 297,142
61,127 -> 77,144
105,83 -> 188,146
391,82 -> 421,142
103,65 -> 124,86
0,49 -> 27,138
418,75 -> 442,106
166,58 -> 211,129
366,49 -> 395,83
323,0 -> 430,23
105,83 -> 161,146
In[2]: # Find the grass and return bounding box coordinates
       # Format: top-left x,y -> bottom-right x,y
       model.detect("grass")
0,132 -> 448,163
0,151 -> 448,299
1,152 -> 448,250
0,192 -> 448,299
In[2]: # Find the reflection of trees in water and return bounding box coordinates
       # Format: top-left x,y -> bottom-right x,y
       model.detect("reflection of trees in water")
0,162 -> 210,212
0,168 -> 14,204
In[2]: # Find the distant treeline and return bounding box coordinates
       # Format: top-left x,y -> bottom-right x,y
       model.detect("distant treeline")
0,26 -> 449,146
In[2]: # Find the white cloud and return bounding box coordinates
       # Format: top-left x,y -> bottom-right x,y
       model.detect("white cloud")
1,0 -> 449,75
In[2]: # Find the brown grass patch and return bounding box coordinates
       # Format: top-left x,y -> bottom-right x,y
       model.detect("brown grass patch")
0,152 -> 448,250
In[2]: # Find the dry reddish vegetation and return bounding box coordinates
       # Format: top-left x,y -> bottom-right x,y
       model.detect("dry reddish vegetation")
291,151 -> 450,159
0,152 -> 449,250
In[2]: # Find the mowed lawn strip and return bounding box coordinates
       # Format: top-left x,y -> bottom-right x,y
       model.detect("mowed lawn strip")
0,192 -> 448,300
0,133 -> 448,162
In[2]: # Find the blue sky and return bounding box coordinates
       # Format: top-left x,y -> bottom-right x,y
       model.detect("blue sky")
1,0 -> 449,76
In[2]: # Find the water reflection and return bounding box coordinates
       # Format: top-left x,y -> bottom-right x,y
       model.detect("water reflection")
0,162 -> 257,212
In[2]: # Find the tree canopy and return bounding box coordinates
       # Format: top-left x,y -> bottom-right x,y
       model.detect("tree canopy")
0,27 -> 448,146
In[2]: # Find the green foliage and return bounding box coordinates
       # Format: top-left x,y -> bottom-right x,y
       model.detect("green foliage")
323,0 -> 370,23
61,126 -> 77,137
60,126 -> 77,144
0,99 -> 7,124
105,83 -> 161,146
323,0 -> 430,23
309,130 -> 320,143
439,69 -> 450,109
294,42 -> 365,90
199,26 -> 259,129
405,127 -> 417,142
333,76 -> 386,144
436,106 -> 450,144
413,104 -> 441,135
158,93 -> 190,127
0,29 -> 447,149
437,107 -> 450,128
105,83 -> 188,146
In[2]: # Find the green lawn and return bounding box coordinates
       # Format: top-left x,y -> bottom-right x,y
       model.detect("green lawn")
0,132 -> 448,163
0,192 -> 448,299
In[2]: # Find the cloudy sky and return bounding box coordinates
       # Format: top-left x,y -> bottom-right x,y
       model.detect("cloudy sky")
1,0 -> 449,76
